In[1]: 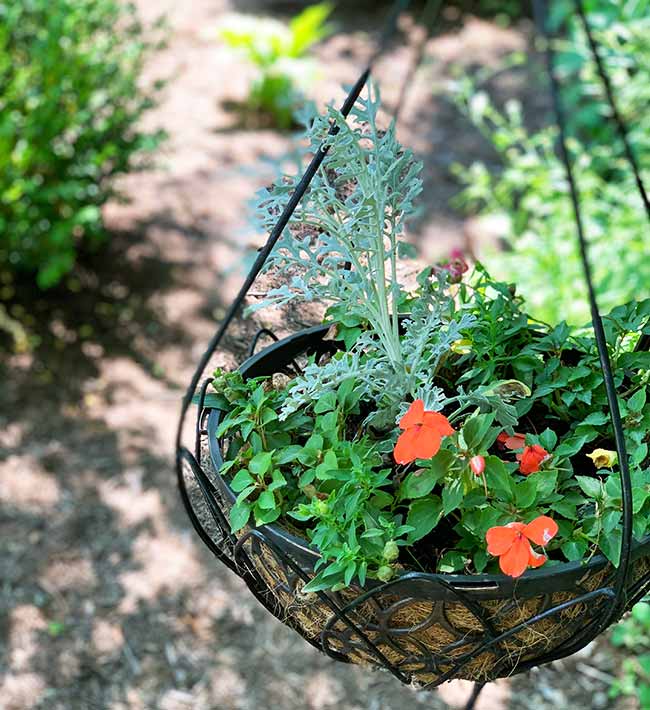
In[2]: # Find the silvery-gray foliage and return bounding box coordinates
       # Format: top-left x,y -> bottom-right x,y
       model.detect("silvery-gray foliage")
250,83 -> 475,425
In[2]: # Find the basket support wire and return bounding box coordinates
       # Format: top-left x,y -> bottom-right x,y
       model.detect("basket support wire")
176,0 -> 650,702
533,0 -> 641,628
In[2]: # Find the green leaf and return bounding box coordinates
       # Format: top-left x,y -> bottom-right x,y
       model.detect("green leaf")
235,485 -> 257,504
260,407 -> 278,425
313,391 -> 337,414
561,538 -> 587,561
230,501 -> 251,532
230,469 -> 255,493
576,475 -> 602,499
628,387 -> 647,413
600,527 -> 622,566
268,469 -> 287,492
551,500 -> 578,519
632,602 -> 650,628
361,528 -> 384,539
191,392 -> 229,409
484,456 -> 514,502
473,549 -> 488,573
515,477 -> 537,509
555,435 -> 590,458
538,428 -> 558,451
315,450 -> 338,480
533,469 -> 558,502
257,490 -> 276,510
249,452 -> 273,476
400,451 -> 451,499
275,445 -> 303,465
406,497 -> 443,543
439,550 -> 466,573
442,479 -> 464,515
254,506 -> 281,525
461,413 -> 495,450
602,509 -> 621,533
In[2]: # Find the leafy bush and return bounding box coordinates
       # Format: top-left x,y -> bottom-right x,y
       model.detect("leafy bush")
202,86 -> 650,592
0,0 -> 165,289
453,0 -> 650,325
218,3 -> 333,129
610,601 -> 650,706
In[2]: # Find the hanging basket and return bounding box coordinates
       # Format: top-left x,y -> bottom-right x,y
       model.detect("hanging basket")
194,324 -> 650,685
175,0 -> 650,700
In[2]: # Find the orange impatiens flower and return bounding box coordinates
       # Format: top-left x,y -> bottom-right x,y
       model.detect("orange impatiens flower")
393,399 -> 454,465
486,516 -> 558,578
516,444 -> 550,475
497,431 -> 526,450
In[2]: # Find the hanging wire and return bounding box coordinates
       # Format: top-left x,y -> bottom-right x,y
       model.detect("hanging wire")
571,0 -> 650,353
572,1 -> 650,222
531,0 -> 633,625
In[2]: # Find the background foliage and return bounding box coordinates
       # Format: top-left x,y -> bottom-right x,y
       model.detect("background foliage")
0,0 -> 165,290
453,0 -> 650,325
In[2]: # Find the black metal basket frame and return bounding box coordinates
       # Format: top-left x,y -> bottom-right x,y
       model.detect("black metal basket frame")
175,0 -> 650,704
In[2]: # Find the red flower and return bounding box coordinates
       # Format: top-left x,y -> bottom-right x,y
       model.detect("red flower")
486,516 -> 558,577
497,431 -> 526,450
394,399 -> 455,465
434,248 -> 469,284
470,455 -> 485,476
516,444 -> 549,475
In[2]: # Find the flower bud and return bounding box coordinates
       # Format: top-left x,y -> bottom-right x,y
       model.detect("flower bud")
382,541 -> 399,562
377,565 -> 394,583
470,455 -> 485,476
315,500 -> 329,516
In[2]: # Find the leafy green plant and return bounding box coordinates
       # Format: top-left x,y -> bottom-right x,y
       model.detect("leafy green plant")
452,1 -> 650,325
609,601 -> 650,707
0,0 -> 165,290
203,84 -> 650,593
218,3 -> 333,129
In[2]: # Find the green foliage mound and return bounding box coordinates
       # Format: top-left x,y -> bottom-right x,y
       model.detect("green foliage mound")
0,0 -> 165,289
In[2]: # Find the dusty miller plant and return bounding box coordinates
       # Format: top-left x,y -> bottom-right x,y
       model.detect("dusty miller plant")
248,84 -> 475,426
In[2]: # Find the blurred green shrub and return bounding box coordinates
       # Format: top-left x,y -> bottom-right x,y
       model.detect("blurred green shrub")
218,3 -> 333,129
609,601 -> 650,706
452,0 -> 650,325
0,0 -> 165,290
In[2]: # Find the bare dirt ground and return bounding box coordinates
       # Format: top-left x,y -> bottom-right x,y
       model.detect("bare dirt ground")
0,2 -> 636,709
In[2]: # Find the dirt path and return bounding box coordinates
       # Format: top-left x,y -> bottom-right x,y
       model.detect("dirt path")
0,2 -> 629,709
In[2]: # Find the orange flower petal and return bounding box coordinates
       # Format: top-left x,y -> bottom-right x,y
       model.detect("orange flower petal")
394,427 -> 420,464
486,525 -> 518,555
528,548 -> 547,569
517,444 -> 549,475
422,411 -> 455,437
498,432 -> 526,450
399,399 -> 424,430
523,516 -> 558,547
408,426 -> 443,461
498,536 -> 531,578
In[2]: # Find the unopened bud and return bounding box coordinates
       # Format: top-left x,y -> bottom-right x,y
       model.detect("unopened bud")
470,455 -> 485,476
382,541 -> 399,562
377,565 -> 394,583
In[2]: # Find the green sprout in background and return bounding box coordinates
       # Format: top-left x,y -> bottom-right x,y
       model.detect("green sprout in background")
218,3 -> 334,129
